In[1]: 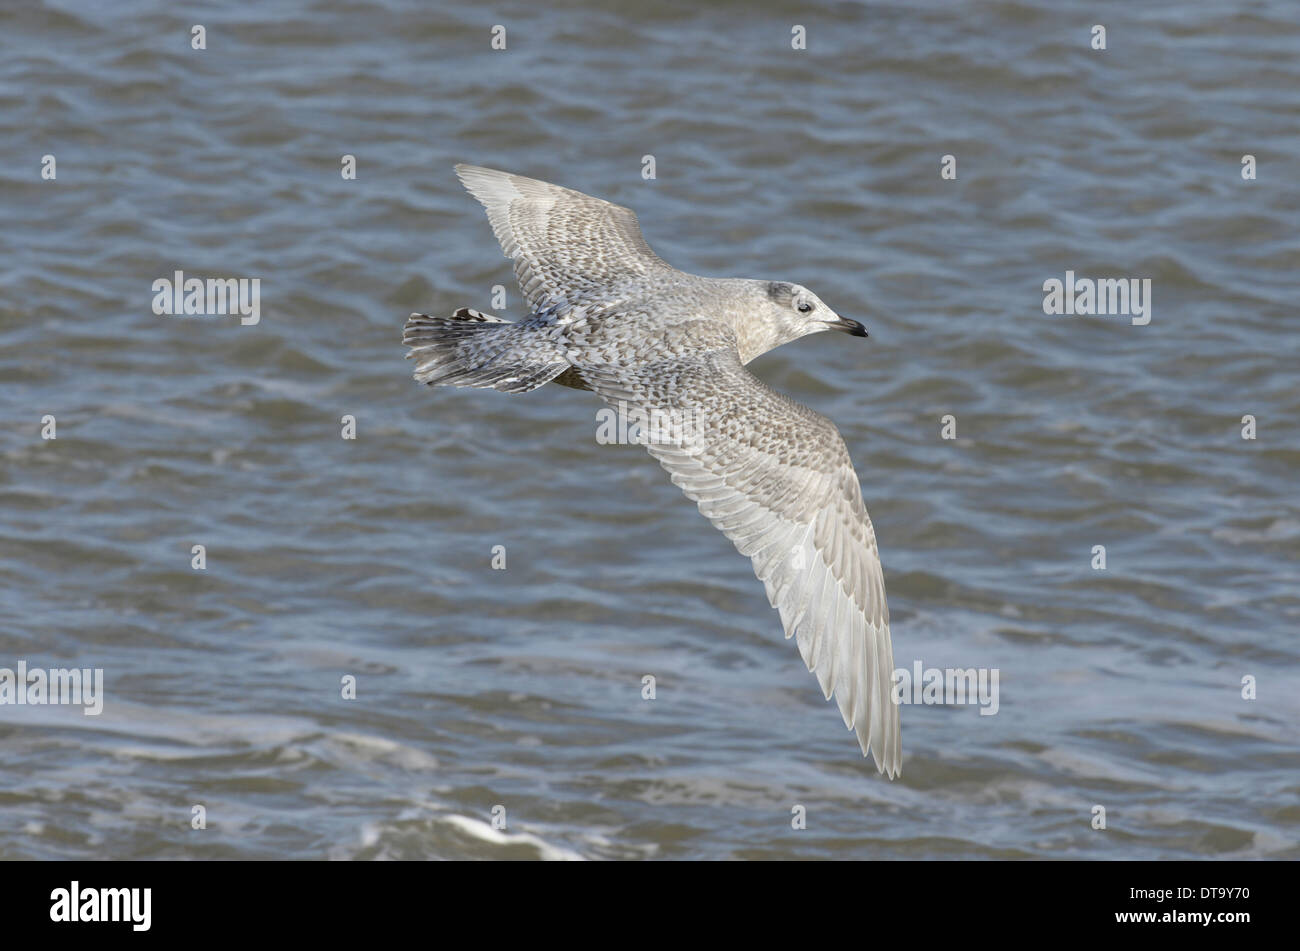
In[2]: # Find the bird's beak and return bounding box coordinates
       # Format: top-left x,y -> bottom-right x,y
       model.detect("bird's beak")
826,316 -> 868,337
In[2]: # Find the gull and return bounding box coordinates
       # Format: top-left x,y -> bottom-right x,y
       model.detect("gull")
403,166 -> 900,777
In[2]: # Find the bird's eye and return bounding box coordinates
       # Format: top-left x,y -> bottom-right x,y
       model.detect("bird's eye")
797,300 -> 813,314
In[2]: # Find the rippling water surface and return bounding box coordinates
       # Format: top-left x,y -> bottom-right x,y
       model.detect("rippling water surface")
1,0 -> 1298,859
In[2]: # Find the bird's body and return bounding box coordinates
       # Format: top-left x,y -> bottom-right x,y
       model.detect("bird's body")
404,165 -> 900,777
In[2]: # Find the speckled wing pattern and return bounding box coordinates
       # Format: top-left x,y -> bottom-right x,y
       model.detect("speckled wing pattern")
451,168 -> 899,774
577,323 -> 900,778
455,164 -> 674,313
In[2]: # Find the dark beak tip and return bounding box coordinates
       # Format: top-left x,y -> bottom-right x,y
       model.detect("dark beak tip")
825,317 -> 868,337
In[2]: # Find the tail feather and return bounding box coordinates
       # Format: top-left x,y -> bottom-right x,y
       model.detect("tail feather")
403,308 -> 568,394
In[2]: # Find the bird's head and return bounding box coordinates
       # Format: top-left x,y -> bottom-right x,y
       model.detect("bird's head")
760,280 -> 867,345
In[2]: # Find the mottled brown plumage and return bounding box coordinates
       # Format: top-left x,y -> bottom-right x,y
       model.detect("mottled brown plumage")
403,166 -> 898,777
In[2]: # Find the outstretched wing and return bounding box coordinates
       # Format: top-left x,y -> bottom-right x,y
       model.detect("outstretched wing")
455,164 -> 675,313
577,329 -> 900,776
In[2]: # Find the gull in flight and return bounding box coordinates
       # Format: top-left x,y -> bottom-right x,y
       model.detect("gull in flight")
404,166 -> 900,777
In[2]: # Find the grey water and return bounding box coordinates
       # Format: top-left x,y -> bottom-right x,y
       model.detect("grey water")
1,0 -> 1297,859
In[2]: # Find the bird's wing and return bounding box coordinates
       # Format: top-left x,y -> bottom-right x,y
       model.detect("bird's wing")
455,164 -> 675,313
577,326 -> 899,776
